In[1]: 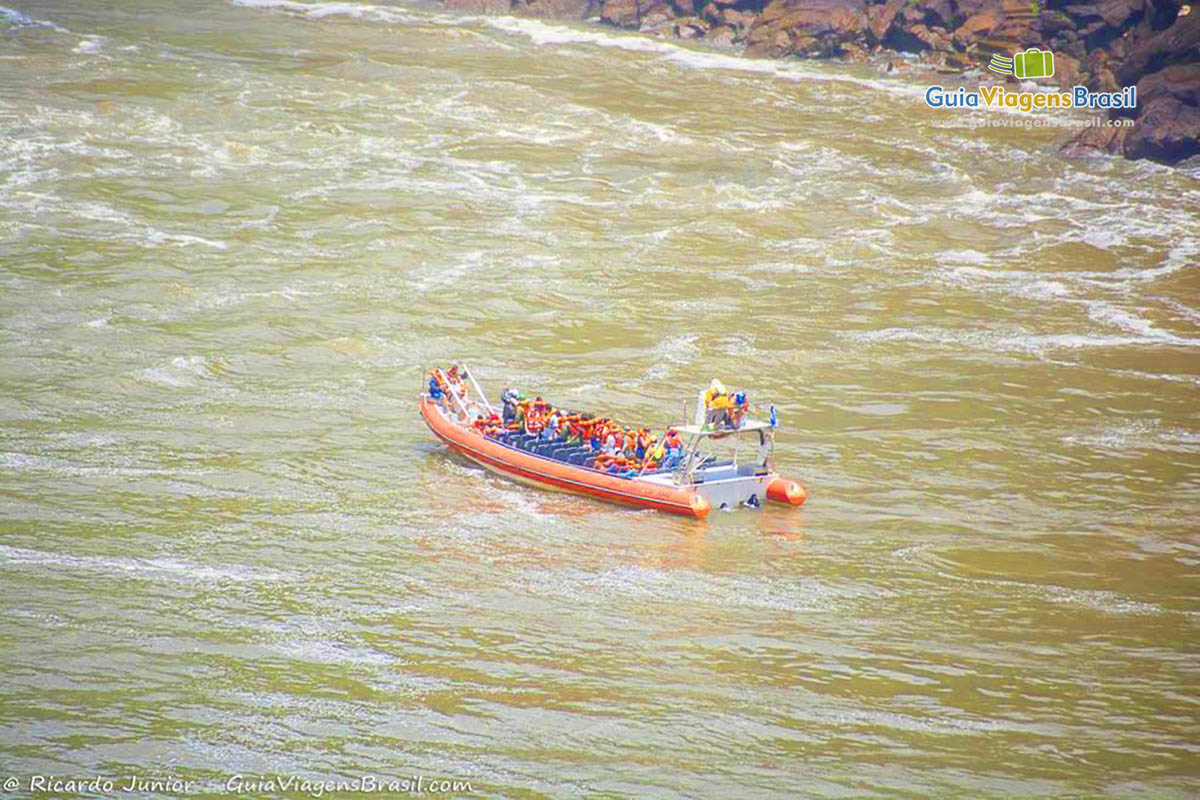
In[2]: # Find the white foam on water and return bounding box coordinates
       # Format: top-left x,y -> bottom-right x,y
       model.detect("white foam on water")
940,265 -> 1072,303
643,332 -> 700,382
966,576 -> 1167,617
234,1 -> 933,104
1103,235 -> 1200,285
231,0 -> 418,25
846,326 -> 1196,355
522,564 -> 873,614
152,232 -> 230,250
137,355 -> 215,388
936,249 -> 991,265
0,4 -> 69,33
72,35 -> 105,54
1062,419 -> 1200,452
1084,302 -> 1173,341
0,544 -> 284,584
1081,229 -> 1124,250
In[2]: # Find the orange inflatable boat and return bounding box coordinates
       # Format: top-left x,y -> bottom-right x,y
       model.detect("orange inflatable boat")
420,365 -> 807,519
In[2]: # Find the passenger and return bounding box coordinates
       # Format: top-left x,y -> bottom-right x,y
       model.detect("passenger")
649,440 -> 666,469
513,394 -> 529,428
708,391 -> 733,429
661,428 -> 683,471
566,420 -> 584,448
472,412 -> 503,438
728,391 -> 748,429
525,404 -> 543,435
447,365 -> 465,392
501,388 -> 519,424
703,379 -> 726,409
427,371 -> 444,405
593,453 -> 617,471
541,412 -> 560,442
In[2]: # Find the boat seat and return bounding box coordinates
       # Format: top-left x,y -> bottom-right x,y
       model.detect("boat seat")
568,452 -> 587,466
583,457 -> 596,469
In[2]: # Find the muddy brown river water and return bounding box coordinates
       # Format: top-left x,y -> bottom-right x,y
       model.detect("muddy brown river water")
1,1 -> 1198,797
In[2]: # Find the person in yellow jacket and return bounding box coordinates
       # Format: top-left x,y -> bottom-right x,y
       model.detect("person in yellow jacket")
706,390 -> 733,429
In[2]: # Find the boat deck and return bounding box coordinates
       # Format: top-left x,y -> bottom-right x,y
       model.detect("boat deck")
483,427 -> 767,484
484,427 -> 674,478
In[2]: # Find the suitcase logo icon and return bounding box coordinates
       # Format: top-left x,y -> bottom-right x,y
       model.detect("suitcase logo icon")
988,48 -> 1055,79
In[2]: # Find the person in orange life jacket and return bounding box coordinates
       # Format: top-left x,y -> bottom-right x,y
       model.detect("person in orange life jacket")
635,429 -> 650,460
472,412 -> 502,437
566,420 -> 584,447
526,406 -> 544,435
427,371 -> 445,406
592,452 -> 619,471
660,428 -> 683,470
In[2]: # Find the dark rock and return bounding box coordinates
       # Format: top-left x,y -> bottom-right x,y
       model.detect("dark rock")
1123,94 -> 1200,162
720,8 -> 758,30
1118,9 -> 1200,85
1039,10 -> 1078,35
443,0 -> 512,13
923,0 -> 955,27
514,0 -> 598,18
1055,53 -> 1083,88
865,0 -> 907,45
638,2 -> 675,32
1136,62 -> 1200,106
840,40 -> 870,60
600,0 -> 638,27
907,22 -> 953,51
672,15 -> 710,36
953,10 -> 1000,45
1095,65 -> 1121,92
745,27 -> 794,56
1059,121 -> 1129,156
745,0 -> 870,58
1065,0 -> 1148,29
707,24 -> 739,45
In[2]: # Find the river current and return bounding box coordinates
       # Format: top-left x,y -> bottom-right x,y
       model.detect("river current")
1,1 -> 1198,797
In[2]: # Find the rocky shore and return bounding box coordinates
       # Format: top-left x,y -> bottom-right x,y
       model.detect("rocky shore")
444,0 -> 1200,165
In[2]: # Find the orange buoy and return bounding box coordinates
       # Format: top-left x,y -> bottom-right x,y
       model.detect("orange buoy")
767,477 -> 807,506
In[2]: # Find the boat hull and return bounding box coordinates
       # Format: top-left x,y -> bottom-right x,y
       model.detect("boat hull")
420,397 -> 711,519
